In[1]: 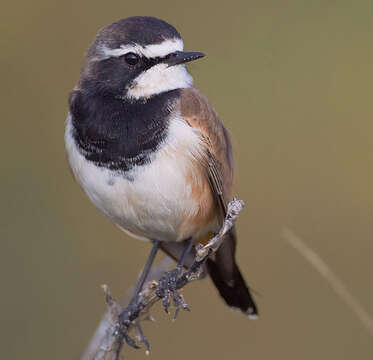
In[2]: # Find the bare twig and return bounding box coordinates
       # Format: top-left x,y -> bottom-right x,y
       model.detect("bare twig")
282,228 -> 373,337
80,257 -> 173,360
80,198 -> 244,360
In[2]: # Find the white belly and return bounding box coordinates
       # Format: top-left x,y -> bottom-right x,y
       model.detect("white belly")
65,114 -> 206,242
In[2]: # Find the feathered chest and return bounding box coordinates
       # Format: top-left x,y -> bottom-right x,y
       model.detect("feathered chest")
65,101 -> 215,242
68,89 -> 180,173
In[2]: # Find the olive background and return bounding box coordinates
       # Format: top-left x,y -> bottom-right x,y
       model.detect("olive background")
2,1 -> 373,359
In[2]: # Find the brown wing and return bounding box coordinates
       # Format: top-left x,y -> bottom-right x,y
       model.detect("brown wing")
178,88 -> 258,317
179,88 -> 234,223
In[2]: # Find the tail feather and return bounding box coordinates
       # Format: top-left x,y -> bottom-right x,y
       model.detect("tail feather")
207,258 -> 258,317
206,230 -> 258,318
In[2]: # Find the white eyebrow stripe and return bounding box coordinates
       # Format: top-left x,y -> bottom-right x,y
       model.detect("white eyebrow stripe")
100,38 -> 184,59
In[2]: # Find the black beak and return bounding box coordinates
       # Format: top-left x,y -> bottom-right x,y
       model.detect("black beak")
163,51 -> 205,67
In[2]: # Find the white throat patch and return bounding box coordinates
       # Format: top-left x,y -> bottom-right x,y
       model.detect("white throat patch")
127,63 -> 193,100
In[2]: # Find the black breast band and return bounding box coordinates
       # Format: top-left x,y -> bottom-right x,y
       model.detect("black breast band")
69,89 -> 180,173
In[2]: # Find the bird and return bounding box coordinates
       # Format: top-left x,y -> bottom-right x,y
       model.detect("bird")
65,15 -> 258,346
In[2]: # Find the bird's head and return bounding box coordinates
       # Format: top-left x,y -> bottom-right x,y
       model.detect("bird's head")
79,16 -> 205,101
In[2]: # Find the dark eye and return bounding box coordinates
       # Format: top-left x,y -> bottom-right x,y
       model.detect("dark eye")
124,52 -> 139,65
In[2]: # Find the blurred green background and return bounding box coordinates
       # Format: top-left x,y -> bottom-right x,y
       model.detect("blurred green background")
1,0 -> 373,359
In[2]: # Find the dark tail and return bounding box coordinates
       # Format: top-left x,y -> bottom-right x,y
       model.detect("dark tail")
206,230 -> 258,318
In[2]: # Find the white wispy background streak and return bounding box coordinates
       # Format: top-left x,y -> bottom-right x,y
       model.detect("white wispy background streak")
282,228 -> 373,337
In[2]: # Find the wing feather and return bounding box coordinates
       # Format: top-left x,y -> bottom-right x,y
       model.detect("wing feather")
179,88 -> 233,223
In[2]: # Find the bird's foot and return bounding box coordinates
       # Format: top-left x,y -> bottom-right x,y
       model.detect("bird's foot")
116,301 -> 150,353
156,268 -> 190,319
